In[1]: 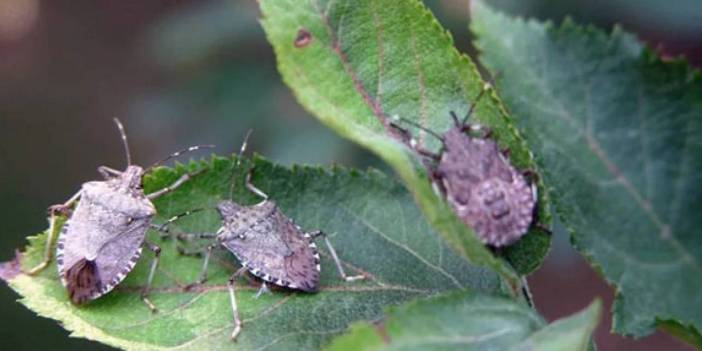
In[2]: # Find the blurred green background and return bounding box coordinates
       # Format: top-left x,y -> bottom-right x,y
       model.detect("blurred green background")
0,1 -> 699,350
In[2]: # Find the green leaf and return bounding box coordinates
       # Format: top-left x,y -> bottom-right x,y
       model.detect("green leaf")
511,299 -> 601,351
258,0 -> 551,286
472,1 -> 702,344
3,156 -> 505,350
325,292 -> 600,351
658,319 -> 702,349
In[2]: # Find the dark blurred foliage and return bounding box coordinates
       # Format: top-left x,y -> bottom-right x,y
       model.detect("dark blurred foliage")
0,1 -> 699,349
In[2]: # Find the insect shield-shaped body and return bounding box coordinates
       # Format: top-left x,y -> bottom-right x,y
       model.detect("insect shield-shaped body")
28,118 -> 213,311
57,165 -> 156,305
206,170 -> 364,340
216,199 -> 322,292
436,124 -> 536,247
173,169 -> 365,341
391,86 -> 537,247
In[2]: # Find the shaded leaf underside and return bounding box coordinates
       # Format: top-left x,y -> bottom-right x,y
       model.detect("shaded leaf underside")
8,156 -> 502,350
259,0 -> 551,279
472,1 -> 702,344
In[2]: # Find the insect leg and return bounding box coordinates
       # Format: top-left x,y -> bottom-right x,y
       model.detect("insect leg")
309,231 -> 365,282
97,166 -> 122,179
152,208 -> 205,239
428,168 -> 448,197
26,190 -> 82,275
47,188 -> 82,216
176,240 -> 220,288
228,267 -> 248,341
389,116 -> 444,144
175,243 -> 213,257
189,243 -> 218,286
151,222 -> 217,243
414,145 -> 441,161
254,282 -> 269,299
389,121 -> 441,161
518,170 -> 552,235
26,215 -> 61,275
140,240 -> 161,313
146,168 -> 206,200
461,123 -> 492,138
174,232 -> 219,242
500,147 -> 511,158
534,222 -> 552,235
245,168 -> 268,200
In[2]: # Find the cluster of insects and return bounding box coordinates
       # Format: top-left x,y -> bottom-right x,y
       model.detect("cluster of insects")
24,78 -> 545,343
26,120 -> 365,341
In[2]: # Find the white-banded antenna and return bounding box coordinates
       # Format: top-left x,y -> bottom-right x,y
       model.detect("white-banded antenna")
145,144 -> 215,174
113,118 -> 132,166
390,115 -> 443,142
230,129 -> 253,199
462,73 -> 500,125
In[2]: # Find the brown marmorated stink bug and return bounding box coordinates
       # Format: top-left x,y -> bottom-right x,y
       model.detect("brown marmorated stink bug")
26,118 -> 213,311
390,83 -> 540,247
159,135 -> 365,340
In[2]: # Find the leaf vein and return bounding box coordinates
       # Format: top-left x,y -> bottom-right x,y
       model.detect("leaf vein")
371,0 -> 385,108
409,20 -> 429,146
341,206 -> 463,289
255,328 -> 347,351
635,85 -> 654,202
103,291 -> 209,332
312,0 -> 387,128
390,327 -> 514,347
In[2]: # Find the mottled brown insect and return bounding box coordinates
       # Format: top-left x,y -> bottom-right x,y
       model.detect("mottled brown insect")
27,119 -> 213,311
435,121 -> 536,246
216,198 -> 324,292
160,135 -> 364,340
391,84 -> 538,247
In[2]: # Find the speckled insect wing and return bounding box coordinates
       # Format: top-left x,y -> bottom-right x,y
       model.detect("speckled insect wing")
217,200 -> 321,292
56,178 -> 155,304
272,209 -> 321,292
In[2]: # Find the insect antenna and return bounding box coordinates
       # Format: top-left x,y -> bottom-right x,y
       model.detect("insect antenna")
144,144 -> 215,174
113,118 -> 132,166
229,129 -> 253,199
391,116 -> 443,142
460,84 -> 489,126
460,72 -> 501,126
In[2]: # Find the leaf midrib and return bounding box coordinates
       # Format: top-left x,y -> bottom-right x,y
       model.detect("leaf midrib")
311,0 -> 387,128
342,205 -> 464,289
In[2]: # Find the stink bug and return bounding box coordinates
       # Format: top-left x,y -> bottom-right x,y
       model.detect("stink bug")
26,118 -> 213,311
159,134 -> 365,340
391,83 -> 540,247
